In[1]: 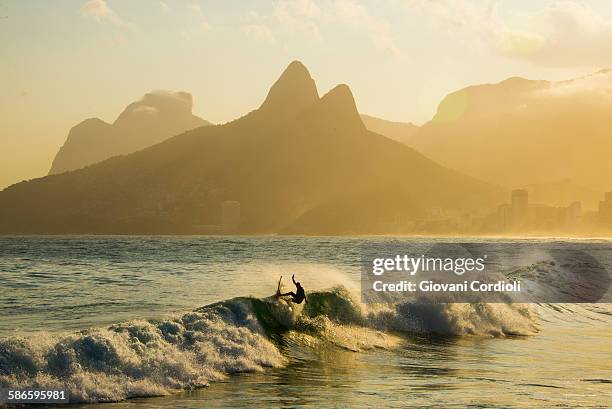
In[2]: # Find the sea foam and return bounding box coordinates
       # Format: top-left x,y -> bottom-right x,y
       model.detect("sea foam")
0,285 -> 540,403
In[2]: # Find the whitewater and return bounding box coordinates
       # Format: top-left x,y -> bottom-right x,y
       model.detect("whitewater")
0,236 -> 610,407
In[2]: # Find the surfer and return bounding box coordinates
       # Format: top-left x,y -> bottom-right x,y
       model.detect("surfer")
277,274 -> 306,304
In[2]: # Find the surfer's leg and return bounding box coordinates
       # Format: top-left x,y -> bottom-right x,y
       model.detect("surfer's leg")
279,291 -> 296,297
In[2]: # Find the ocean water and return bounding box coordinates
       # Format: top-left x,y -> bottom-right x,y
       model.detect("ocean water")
0,236 -> 611,408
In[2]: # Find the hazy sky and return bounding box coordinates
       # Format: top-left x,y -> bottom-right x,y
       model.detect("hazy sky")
2,0 -> 612,190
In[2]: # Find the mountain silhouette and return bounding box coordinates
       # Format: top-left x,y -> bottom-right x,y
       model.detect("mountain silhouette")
360,114 -> 418,146
0,61 -> 499,234
257,60 -> 319,120
48,91 -> 209,174
409,70 -> 612,195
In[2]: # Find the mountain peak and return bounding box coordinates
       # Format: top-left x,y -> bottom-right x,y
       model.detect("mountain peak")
116,91 -> 196,126
320,84 -> 362,122
258,60 -> 319,120
299,84 -> 364,132
320,84 -> 354,107
285,60 -> 311,77
48,91 -> 208,175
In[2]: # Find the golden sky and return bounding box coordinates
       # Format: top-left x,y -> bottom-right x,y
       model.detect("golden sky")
2,0 -> 612,189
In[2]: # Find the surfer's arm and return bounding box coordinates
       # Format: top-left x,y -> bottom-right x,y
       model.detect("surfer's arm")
292,274 -> 297,285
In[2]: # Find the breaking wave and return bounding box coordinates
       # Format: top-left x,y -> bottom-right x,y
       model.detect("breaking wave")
0,286 -> 540,403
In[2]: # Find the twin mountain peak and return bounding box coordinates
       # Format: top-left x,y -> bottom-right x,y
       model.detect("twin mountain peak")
258,60 -> 363,128
0,61 -> 488,234
49,61 -> 364,176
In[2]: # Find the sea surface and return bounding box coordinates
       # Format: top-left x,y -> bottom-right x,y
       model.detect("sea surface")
0,236 -> 611,408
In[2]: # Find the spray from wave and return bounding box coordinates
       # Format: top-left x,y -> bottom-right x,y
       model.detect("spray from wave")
0,298 -> 283,403
0,285 -> 539,403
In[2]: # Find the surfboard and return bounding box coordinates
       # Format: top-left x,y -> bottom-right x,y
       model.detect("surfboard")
276,275 -> 283,297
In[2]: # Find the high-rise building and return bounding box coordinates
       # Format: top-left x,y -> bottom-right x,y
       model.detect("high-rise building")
568,201 -> 582,220
497,204 -> 512,230
511,189 -> 528,227
599,191 -> 612,225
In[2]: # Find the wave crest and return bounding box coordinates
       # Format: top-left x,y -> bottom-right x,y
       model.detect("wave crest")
0,285 -> 539,403
0,301 -> 284,402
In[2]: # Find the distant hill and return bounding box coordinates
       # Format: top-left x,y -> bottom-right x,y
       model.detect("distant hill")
0,61 -> 500,234
48,91 -> 210,174
410,70 -> 612,193
360,114 -> 418,146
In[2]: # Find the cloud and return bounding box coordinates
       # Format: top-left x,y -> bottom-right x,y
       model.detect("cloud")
241,24 -> 275,43
273,0 -> 321,23
132,90 -> 194,115
133,105 -> 159,115
535,69 -> 612,98
246,0 -> 397,53
147,90 -> 192,101
271,0 -> 323,41
499,1 -> 612,68
186,3 -> 212,33
404,0 -> 612,68
158,1 -> 169,12
187,3 -> 202,14
334,0 -> 400,56
403,0 -> 498,46
273,2 -> 295,23
80,0 -> 134,29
